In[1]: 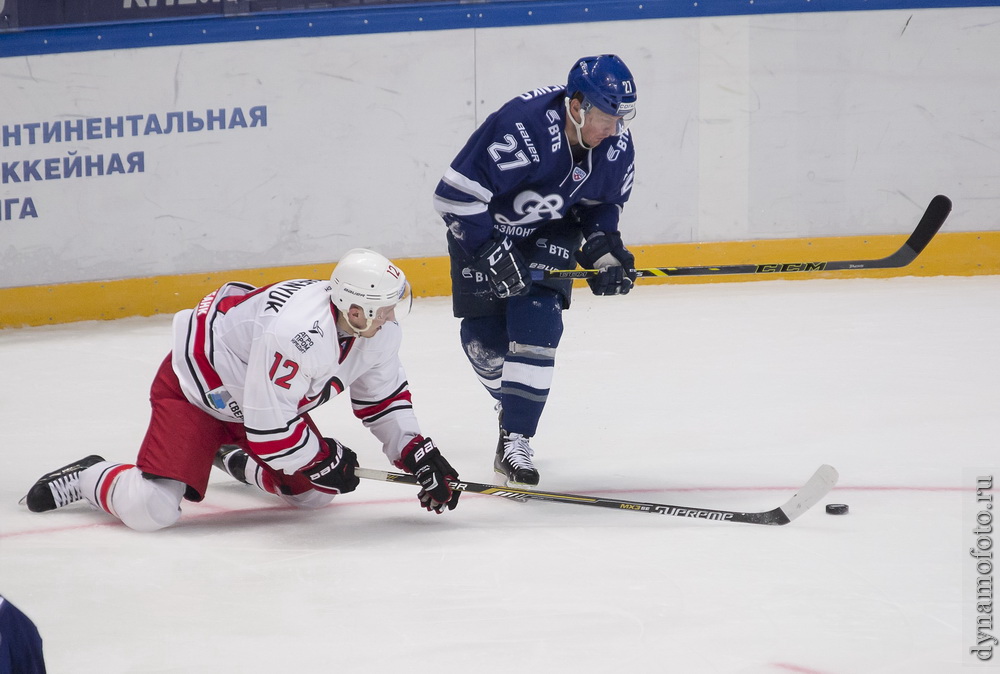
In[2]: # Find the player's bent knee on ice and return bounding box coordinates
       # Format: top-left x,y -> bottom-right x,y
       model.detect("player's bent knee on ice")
121,474 -> 185,532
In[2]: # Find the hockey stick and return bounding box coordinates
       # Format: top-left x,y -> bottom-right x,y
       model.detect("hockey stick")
355,464 -> 839,526
531,194 -> 951,280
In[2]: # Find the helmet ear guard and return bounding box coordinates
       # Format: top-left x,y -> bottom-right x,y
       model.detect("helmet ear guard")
329,248 -> 412,334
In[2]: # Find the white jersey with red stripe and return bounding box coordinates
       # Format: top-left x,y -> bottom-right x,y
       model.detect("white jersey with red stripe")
171,278 -> 421,475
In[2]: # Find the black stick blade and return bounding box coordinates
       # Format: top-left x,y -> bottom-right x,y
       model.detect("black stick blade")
904,194 -> 952,257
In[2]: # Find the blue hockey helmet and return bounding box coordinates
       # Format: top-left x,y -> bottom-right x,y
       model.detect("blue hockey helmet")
566,54 -> 637,124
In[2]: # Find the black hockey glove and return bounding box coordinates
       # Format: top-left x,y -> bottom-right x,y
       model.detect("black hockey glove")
301,437 -> 360,495
396,436 -> 461,514
472,237 -> 531,299
576,231 -> 637,296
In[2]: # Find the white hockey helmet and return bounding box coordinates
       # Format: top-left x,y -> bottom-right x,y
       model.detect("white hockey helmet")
329,248 -> 412,332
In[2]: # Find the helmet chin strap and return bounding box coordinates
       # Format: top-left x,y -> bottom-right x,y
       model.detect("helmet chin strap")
336,307 -> 373,339
565,97 -> 595,150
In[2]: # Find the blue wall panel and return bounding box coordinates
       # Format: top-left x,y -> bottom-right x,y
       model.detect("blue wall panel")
1,0 -> 997,57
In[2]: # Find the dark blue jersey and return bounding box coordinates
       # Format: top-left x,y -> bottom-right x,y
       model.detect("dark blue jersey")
434,86 -> 636,256
0,596 -> 46,674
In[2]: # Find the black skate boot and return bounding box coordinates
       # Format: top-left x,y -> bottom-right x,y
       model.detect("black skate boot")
494,430 -> 540,487
214,445 -> 251,485
22,455 -> 105,512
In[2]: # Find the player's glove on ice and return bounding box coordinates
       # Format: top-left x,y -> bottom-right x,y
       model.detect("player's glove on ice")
576,231 -> 637,296
472,237 -> 531,299
396,436 -> 461,513
301,437 -> 360,495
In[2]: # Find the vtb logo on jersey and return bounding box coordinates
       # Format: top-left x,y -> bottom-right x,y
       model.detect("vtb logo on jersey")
572,166 -> 587,182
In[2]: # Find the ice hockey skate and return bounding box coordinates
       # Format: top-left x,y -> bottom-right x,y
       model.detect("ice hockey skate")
213,445 -> 250,485
494,430 -> 540,487
21,454 -> 105,512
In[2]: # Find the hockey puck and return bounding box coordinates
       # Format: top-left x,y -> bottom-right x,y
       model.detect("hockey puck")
825,503 -> 849,515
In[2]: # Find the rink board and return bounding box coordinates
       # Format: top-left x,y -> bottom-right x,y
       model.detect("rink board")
1,229 -> 996,328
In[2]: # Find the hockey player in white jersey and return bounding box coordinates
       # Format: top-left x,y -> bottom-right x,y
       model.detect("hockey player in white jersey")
433,54 -> 639,487
22,249 -> 461,531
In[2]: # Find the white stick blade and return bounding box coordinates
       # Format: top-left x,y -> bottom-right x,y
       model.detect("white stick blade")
778,464 -> 840,522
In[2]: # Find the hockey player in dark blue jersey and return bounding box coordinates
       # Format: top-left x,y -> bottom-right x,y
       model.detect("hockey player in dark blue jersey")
433,54 -> 639,487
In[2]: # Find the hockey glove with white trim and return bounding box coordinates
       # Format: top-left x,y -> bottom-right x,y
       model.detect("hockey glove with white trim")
472,237 -> 532,299
396,436 -> 461,513
301,437 -> 360,495
576,231 -> 637,296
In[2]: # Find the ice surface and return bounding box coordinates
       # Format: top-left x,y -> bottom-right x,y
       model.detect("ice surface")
2,276 -> 998,673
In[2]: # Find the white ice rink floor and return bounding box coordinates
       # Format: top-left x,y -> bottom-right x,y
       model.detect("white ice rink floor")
2,275 -> 998,673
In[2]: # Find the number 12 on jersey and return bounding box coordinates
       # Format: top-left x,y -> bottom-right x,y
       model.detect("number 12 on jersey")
269,352 -> 299,389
